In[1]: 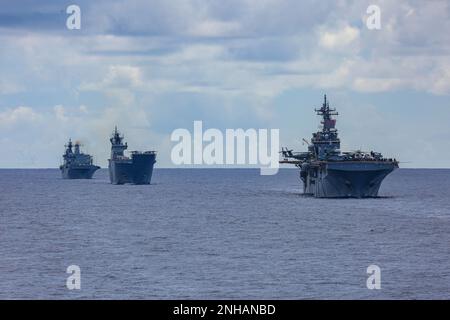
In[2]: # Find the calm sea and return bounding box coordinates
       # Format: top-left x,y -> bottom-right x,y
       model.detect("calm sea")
0,168 -> 449,299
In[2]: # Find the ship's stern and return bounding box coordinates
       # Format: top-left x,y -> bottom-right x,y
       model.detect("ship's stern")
108,152 -> 156,185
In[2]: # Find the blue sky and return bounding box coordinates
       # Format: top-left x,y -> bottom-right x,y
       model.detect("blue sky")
0,0 -> 449,168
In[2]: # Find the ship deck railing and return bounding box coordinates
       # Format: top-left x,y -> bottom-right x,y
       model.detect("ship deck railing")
280,158 -> 398,164
130,151 -> 157,154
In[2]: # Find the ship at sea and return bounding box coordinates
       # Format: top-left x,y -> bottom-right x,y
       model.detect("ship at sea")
59,139 -> 100,179
108,127 -> 157,185
280,95 -> 398,198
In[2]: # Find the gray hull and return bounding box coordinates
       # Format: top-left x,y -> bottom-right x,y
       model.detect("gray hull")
61,166 -> 100,179
302,161 -> 397,198
109,153 -> 156,185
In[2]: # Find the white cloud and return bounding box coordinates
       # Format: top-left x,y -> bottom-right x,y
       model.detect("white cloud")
79,65 -> 143,91
0,79 -> 23,94
430,66 -> 450,95
0,106 -> 42,127
188,20 -> 241,37
53,105 -> 68,121
319,25 -> 360,49
79,105 -> 88,113
352,78 -> 406,93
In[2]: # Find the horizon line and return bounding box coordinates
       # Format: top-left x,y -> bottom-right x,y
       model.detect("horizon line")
0,167 -> 449,170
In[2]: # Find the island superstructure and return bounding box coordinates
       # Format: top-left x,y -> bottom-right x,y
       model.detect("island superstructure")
280,95 -> 398,198
108,127 -> 157,185
60,139 -> 100,179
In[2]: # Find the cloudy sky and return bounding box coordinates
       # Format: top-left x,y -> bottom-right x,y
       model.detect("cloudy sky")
0,0 -> 449,168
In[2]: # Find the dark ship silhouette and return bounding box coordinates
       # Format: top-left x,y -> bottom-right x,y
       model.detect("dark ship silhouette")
60,139 -> 100,179
280,95 -> 398,198
108,127 -> 157,185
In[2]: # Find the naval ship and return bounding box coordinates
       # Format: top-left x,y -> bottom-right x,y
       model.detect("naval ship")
108,127 -> 157,185
280,95 -> 398,198
59,139 -> 100,179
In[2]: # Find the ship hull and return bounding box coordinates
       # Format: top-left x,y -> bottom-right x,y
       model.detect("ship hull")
108,153 -> 156,185
302,161 -> 397,198
60,166 -> 100,179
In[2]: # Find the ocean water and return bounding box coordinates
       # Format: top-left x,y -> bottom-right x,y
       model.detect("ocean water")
0,168 -> 449,299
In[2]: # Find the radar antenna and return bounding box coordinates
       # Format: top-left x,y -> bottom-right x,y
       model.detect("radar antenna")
314,94 -> 338,132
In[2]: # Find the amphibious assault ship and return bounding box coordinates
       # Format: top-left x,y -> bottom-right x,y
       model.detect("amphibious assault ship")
108,127 -> 156,185
60,139 -> 100,179
280,95 -> 398,198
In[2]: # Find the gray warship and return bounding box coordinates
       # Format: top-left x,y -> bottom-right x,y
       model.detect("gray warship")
108,127 -> 157,185
280,95 -> 398,198
59,139 -> 100,179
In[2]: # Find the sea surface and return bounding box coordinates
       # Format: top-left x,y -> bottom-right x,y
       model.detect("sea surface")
0,168 -> 449,299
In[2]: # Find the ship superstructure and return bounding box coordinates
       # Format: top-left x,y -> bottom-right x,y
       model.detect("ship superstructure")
280,95 -> 398,198
108,127 -> 156,185
60,139 -> 100,179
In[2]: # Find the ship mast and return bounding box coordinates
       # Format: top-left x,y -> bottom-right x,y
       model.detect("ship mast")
315,94 -> 338,133
74,141 -> 81,154
66,139 -> 73,153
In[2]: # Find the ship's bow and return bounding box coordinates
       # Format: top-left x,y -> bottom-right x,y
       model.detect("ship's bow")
316,161 -> 397,198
